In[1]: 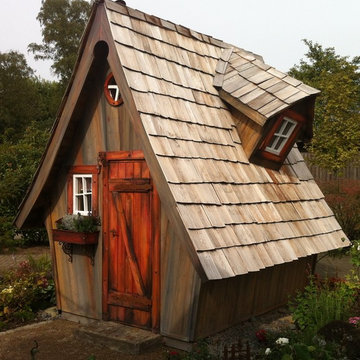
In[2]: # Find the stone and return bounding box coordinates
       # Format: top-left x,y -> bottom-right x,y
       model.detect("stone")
74,321 -> 162,355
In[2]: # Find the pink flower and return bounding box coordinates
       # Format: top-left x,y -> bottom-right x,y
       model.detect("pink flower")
349,317 -> 360,327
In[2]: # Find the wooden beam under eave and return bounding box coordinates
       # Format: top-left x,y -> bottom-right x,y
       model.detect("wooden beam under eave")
218,89 -> 267,127
14,3 -> 108,228
102,10 -> 208,282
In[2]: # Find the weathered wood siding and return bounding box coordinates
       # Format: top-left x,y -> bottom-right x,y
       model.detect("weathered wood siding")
233,108 -> 263,159
160,212 -> 202,341
46,61 -> 141,319
194,256 -> 315,339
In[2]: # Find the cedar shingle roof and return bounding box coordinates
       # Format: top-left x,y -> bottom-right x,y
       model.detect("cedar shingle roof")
105,1 -> 348,280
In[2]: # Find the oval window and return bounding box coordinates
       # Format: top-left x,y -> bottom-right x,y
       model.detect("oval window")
104,72 -> 123,106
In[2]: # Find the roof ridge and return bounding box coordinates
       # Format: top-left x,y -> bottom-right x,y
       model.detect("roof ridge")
105,0 -> 233,49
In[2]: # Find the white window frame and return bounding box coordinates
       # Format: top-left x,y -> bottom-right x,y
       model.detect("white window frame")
73,174 -> 93,215
265,116 -> 297,155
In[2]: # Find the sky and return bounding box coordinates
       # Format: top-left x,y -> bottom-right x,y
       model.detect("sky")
1,0 -> 359,80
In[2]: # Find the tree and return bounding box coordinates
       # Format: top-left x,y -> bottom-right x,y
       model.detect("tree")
0,51 -> 39,141
289,40 -> 360,174
0,51 -> 62,142
0,122 -> 50,248
0,51 -> 61,248
28,0 -> 92,85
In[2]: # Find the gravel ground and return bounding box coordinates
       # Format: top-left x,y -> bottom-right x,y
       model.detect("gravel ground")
207,306 -> 294,357
0,307 -> 294,360
0,318 -> 172,360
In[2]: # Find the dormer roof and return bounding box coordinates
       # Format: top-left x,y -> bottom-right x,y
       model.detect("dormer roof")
214,48 -> 320,126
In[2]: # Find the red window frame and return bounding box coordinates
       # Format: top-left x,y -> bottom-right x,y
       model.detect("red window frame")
67,166 -> 99,217
104,72 -> 123,106
258,109 -> 306,163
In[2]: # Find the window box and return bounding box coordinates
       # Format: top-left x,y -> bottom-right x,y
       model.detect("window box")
52,228 -> 99,245
53,214 -> 100,245
53,214 -> 100,264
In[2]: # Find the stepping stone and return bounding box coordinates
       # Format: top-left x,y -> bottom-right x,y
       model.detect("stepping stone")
74,321 -> 162,354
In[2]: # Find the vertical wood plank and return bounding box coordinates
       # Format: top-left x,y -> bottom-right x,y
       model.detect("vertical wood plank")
152,183 -> 161,330
102,160 -> 110,320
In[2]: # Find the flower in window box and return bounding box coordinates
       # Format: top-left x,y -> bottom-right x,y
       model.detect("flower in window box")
52,214 -> 100,245
56,214 -> 100,233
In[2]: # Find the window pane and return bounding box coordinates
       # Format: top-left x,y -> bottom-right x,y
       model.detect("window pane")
282,121 -> 296,136
76,195 -> 84,211
85,177 -> 92,193
274,137 -> 286,151
86,194 -> 92,212
76,177 -> 83,194
267,135 -> 278,149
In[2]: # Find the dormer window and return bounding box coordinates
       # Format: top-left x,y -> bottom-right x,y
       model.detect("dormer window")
258,109 -> 305,164
213,48 -> 319,169
265,117 -> 297,155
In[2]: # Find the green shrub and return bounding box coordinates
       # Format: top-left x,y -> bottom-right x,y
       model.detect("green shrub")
0,255 -> 55,326
0,224 -> 48,253
290,275 -> 359,341
167,340 -> 215,360
257,332 -> 345,360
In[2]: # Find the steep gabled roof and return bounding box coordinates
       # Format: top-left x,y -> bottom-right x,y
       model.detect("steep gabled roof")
15,0 -> 349,281
104,1 -> 348,279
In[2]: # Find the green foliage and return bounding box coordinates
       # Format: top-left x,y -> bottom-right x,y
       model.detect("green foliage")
0,122 -> 50,250
167,340 -> 215,360
289,40 -> 360,174
0,256 -> 55,327
289,275 -> 359,341
0,51 -> 61,249
28,0 -> 92,85
0,51 -> 61,142
0,51 -> 39,142
349,240 -> 360,268
257,333 -> 344,360
56,214 -> 100,232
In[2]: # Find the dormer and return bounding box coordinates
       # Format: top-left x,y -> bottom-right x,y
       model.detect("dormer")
214,48 -> 320,170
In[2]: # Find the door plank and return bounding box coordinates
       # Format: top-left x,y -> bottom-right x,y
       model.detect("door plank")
112,191 -> 147,296
108,290 -> 151,311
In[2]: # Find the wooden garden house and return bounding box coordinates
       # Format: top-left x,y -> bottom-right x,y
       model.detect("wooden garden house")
15,0 -> 349,347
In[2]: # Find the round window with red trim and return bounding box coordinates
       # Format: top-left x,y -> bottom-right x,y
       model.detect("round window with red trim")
104,72 -> 123,106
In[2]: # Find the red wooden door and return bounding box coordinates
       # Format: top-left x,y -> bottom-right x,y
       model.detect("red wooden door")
102,151 -> 160,330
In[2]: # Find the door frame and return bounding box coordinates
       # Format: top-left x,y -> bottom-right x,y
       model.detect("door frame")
100,150 -> 160,331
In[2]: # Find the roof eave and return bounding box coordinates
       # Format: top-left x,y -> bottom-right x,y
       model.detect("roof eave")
14,1 -> 105,229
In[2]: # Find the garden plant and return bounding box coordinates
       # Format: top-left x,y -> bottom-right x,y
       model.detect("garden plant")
0,255 -> 55,330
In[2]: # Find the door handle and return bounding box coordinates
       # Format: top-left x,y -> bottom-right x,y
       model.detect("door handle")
110,229 -> 118,237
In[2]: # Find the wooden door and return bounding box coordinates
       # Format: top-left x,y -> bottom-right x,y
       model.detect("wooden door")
102,151 -> 160,330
